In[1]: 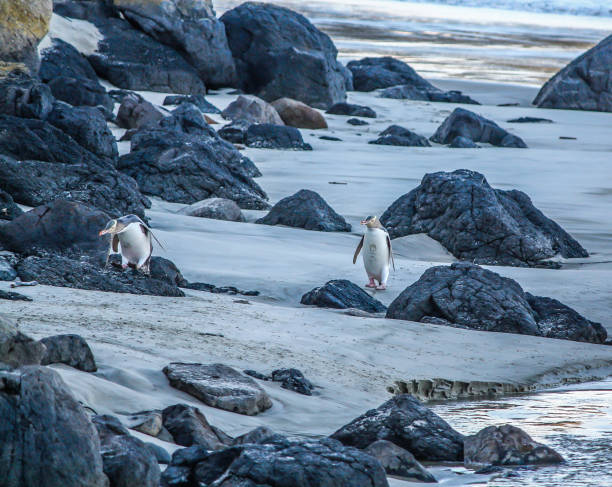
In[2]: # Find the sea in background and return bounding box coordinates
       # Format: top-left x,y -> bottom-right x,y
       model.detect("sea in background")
215,0 -> 612,85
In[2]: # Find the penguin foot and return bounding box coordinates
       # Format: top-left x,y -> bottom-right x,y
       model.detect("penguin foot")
365,278 -> 376,288
121,264 -> 128,270
376,284 -> 387,291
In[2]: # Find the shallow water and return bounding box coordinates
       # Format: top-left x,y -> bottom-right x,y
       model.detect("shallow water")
430,379 -> 612,486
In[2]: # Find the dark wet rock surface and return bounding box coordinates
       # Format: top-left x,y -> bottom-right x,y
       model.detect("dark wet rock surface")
327,102 -> 376,118
245,123 -> 312,150
0,316 -> 45,368
369,125 -> 431,147
301,279 -> 387,313
244,368 -> 315,396
365,440 -> 437,482
40,334 -> 97,372
163,95 -> 221,114
162,403 -> 232,449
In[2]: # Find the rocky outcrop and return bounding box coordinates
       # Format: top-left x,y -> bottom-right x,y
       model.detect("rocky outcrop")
39,38 -> 98,83
221,2 -> 350,109
162,436 -> 388,487
365,440 -> 436,483
115,93 -> 163,130
93,414 -> 161,487
112,0 -> 236,88
178,198 -> 243,222
0,70 -> 53,119
301,279 -> 387,313
386,262 -> 607,343
222,95 -> 283,125
0,190 -> 23,221
430,108 -> 527,148
256,189 -> 350,232
245,123 -> 312,150
380,169 -> 588,267
163,363 -> 273,415
40,334 -> 97,372
245,368 -> 315,396
163,94 -> 221,114
48,76 -> 114,114
0,0 -> 52,72
464,425 -> 564,466
118,104 -> 268,209
533,34 -> 612,113
0,315 -> 46,368
331,394 -> 465,461
327,102 -> 376,118
369,125 -> 431,147
271,98 -> 328,129
162,403 -> 232,449
0,366 -> 107,487
348,57 -> 479,104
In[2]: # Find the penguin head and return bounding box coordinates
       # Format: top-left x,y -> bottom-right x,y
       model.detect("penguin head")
360,215 -> 379,228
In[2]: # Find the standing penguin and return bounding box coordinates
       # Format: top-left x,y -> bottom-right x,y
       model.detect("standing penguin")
353,215 -> 395,290
98,215 -> 162,275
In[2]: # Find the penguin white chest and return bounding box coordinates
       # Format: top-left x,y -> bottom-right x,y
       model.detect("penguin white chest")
118,223 -> 150,264
362,229 -> 389,279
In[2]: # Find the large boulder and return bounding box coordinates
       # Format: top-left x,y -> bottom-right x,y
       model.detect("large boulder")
88,17 -> 206,94
112,0 -> 236,88
221,2 -> 349,109
364,440 -> 436,483
48,76 -> 114,113
93,414 -> 160,487
39,38 -> 98,83
380,169 -> 588,267
0,366 -> 107,487
178,198 -> 243,222
40,334 -> 97,372
533,34 -> 612,112
386,262 -> 607,344
331,394 -> 464,462
163,436 -> 388,487
222,95 -> 283,125
118,104 -> 269,209
256,189 -> 350,232
163,363 -> 273,416
464,425 -> 564,466
162,403 -> 232,449
0,316 -> 46,368
0,0 -> 52,72
245,123 -> 312,150
369,125 -> 431,147
430,108 -> 527,148
271,97 -> 328,129
0,70 -> 53,119
301,279 -> 387,313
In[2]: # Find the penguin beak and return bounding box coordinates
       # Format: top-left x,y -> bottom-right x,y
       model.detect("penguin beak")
98,229 -> 110,236
99,221 -> 117,236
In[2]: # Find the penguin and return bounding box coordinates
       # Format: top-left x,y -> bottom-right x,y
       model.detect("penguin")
353,215 -> 395,290
98,215 -> 163,275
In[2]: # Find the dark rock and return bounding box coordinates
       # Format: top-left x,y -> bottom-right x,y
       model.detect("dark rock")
93,414 -> 161,487
319,135 -> 342,141
331,394 -> 464,461
16,253 -> 186,297
271,97 -> 328,129
386,262 -> 607,343
0,253 -> 18,280
149,256 -> 188,288
217,118 -> 251,144
233,426 -> 276,445
88,17 -> 206,95
364,440 -> 436,483
0,315 -> 45,367
162,403 -> 232,449
0,290 -> 32,301
39,38 -> 99,83
178,198 -> 243,222
118,105 -> 269,209
246,123 -> 313,150
0,190 -> 23,221
189,436 -> 388,487
369,125 -> 431,147
159,465 -> 191,486
116,94 -> 163,130
533,34 -> 612,112
507,117 -> 553,123
185,282 -> 259,296
430,108 -> 527,148
145,442 -> 172,464
0,199 -> 109,256
222,95 -> 283,125
347,56 -> 436,92
256,189 -> 350,232
243,369 -> 270,380
48,76 -> 114,112
221,2 -> 349,109
53,0 -> 116,22
0,366 -> 107,487
327,102 -> 376,118
380,170 -> 588,266
112,0 -> 236,88
40,334 -> 97,372
464,424 -> 564,466
449,135 -> 479,148
0,71 -> 53,119
379,84 -> 479,104
168,445 -> 209,467
163,363 -> 272,415
271,368 -> 314,395
301,279 -> 386,313
47,101 -> 118,160
163,95 -> 221,114
347,118 -> 369,126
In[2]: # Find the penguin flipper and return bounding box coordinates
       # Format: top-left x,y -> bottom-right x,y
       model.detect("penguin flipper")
387,234 -> 395,271
140,223 -> 166,251
112,234 -> 120,253
353,235 -> 364,264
